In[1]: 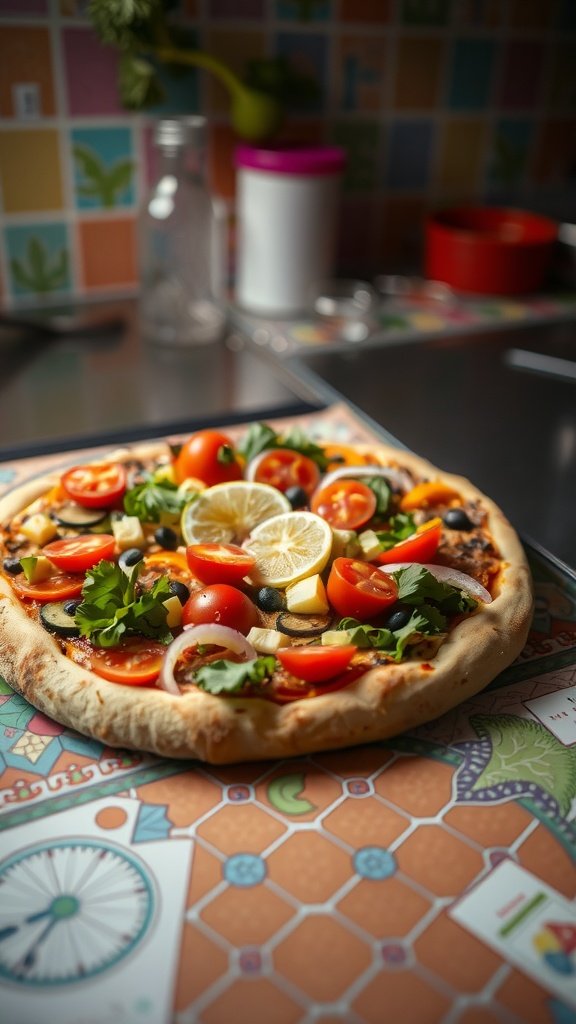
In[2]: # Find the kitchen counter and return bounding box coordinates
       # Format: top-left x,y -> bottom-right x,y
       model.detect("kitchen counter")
1,298 -> 574,568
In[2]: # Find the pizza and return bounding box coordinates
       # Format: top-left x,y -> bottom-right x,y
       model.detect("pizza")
0,418 -> 533,764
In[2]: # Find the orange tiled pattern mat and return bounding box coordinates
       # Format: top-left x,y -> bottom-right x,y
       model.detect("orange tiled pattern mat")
0,404 -> 575,1023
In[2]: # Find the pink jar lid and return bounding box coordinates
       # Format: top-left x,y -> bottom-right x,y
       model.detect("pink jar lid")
235,143 -> 346,176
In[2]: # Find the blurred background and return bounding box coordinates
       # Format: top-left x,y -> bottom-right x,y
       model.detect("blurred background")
0,0 -> 575,309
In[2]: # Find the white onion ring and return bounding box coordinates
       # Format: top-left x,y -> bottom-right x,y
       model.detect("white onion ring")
378,562 -> 492,603
158,624 -> 257,695
315,463 -> 413,496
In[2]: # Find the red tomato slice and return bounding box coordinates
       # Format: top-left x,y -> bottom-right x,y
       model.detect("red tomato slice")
43,534 -> 116,573
311,479 -> 377,530
377,518 -> 442,565
277,644 -> 357,683
250,449 -> 320,497
186,544 -> 256,585
327,557 -> 398,620
12,573 -> 85,603
174,430 -> 243,487
62,463 -> 127,509
88,638 -> 167,685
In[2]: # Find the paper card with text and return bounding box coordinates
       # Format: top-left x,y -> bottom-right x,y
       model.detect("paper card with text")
450,860 -> 576,1009
525,684 -> 576,745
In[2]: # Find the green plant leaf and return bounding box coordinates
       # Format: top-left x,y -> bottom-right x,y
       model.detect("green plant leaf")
73,143 -> 106,184
10,258 -> 36,291
469,714 -> 576,816
27,237 -> 47,279
107,159 -> 134,194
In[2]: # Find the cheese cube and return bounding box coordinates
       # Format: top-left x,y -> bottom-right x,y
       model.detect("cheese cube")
163,595 -> 183,628
358,529 -> 383,560
112,515 -> 145,551
20,513 -> 58,546
322,630 -> 353,647
286,574 -> 329,614
330,529 -> 360,560
247,627 -> 290,655
21,554 -> 56,583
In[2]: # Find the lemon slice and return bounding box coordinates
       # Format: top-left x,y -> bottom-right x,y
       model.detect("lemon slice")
245,511 -> 333,588
181,480 -> 290,546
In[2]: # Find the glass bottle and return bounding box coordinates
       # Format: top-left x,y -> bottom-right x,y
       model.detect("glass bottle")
139,116 -> 226,346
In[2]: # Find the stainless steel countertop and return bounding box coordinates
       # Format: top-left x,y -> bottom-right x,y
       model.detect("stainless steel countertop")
0,302 -> 305,458
281,317 -> 576,569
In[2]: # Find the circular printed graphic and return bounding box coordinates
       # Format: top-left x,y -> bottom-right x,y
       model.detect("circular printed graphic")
0,839 -> 155,986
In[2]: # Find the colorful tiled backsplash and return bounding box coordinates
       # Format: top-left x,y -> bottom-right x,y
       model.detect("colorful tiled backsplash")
0,0 -> 575,308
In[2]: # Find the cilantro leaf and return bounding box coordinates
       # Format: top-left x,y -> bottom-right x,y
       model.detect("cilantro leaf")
75,560 -> 172,648
194,656 -> 276,695
376,513 -> 415,550
237,422 -> 329,471
123,475 -> 187,523
364,477 -> 391,517
393,565 -> 477,614
336,610 -> 441,662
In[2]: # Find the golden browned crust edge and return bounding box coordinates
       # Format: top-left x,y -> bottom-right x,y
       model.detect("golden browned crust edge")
0,440 -> 533,764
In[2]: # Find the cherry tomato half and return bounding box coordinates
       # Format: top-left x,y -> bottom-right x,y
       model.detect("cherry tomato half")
43,534 -> 116,574
61,463 -> 127,509
174,430 -> 243,487
181,584 -> 260,635
377,518 -> 442,566
277,644 -> 357,684
88,638 -> 167,685
327,557 -> 398,621
250,449 -> 320,497
186,544 -> 256,586
311,479 -> 377,531
12,573 -> 85,603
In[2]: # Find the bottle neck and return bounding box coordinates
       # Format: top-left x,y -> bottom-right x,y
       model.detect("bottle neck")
155,143 -> 207,182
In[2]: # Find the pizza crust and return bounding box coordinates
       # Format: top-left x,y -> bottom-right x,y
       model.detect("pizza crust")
0,439 -> 533,764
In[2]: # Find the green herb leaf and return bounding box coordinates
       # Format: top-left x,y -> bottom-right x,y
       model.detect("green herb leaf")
75,559 -> 172,648
364,477 -> 391,517
217,443 -> 237,466
237,421 -> 329,471
124,474 -> 187,523
393,565 -> 477,614
194,656 -> 276,695
376,513 -> 416,550
20,556 -> 38,584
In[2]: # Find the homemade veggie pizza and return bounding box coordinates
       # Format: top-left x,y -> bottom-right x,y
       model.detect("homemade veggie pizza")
0,419 -> 533,764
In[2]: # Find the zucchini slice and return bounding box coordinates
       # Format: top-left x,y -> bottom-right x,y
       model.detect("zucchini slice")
53,504 -> 108,529
40,600 -> 81,638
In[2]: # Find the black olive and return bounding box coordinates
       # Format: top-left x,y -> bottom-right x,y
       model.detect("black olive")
63,599 -> 81,616
3,557 -> 22,575
119,547 -> 144,571
256,586 -> 285,612
443,508 -> 474,531
284,486 -> 309,509
169,580 -> 190,605
155,525 -> 178,550
383,607 -> 412,632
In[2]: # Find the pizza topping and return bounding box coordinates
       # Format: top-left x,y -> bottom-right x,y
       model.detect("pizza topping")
12,572 -> 85,603
326,558 -> 399,620
43,535 -> 117,574
311,479 -> 377,531
40,600 -> 82,638
124,475 -> 187,524
174,429 -> 244,487
376,518 -> 442,566
88,638 -> 168,686
158,624 -> 260,695
181,584 -> 261,636
237,421 -> 329,473
316,463 -> 413,497
53,503 -> 109,529
400,480 -> 461,511
246,448 -> 321,497
2,556 -> 22,575
181,480 -> 291,546
244,511 -> 333,588
381,562 -> 491,604
185,543 -> 256,586
277,645 -> 357,684
62,463 -> 127,509
442,507 -> 475,531
75,560 -> 173,647
276,611 -> 332,638
255,586 -> 286,613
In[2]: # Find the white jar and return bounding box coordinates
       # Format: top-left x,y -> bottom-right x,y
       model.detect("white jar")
234,144 -> 346,316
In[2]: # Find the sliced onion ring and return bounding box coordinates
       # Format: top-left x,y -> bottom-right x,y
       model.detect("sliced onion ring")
158,624 -> 257,695
378,562 -> 492,603
315,463 -> 413,497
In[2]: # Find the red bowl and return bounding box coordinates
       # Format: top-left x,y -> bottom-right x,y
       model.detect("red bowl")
425,206 -> 558,296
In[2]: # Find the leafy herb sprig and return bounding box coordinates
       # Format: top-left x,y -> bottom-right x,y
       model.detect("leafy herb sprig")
194,656 -> 276,695
124,475 -> 188,523
75,560 -> 172,647
238,421 -> 330,472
